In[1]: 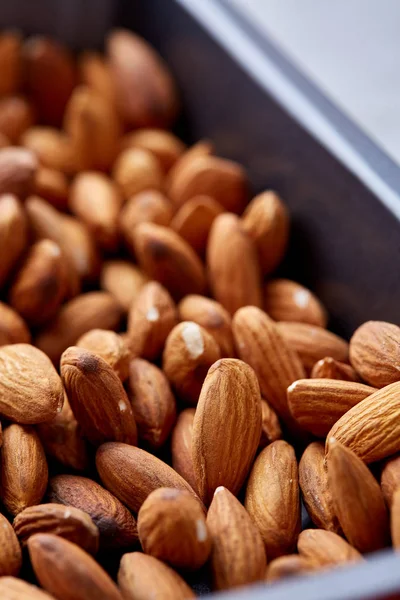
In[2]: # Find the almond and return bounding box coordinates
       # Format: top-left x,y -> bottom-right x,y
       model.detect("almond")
79,52 -> 115,107
0,577 -> 55,599
242,191 -> 289,276
138,488 -> 211,569
381,454 -> 400,506
287,379 -> 376,437
167,140 -> 213,192
171,195 -> 224,256
245,440 -> 300,559
326,438 -> 389,552
178,294 -> 235,357
0,32 -> 22,96
13,504 -> 99,554
0,344 -> 63,424
266,555 -> 313,581
349,321 -> 400,387
326,381 -> 400,463
0,513 -> 22,576
121,129 -> 185,172
207,213 -> 262,314
311,357 -> 360,381
263,279 -> 327,327
127,358 -> 176,448
298,529 -> 362,567
133,223 -> 206,299
127,281 -> 178,360
0,96 -> 34,143
48,474 -> 138,549
21,126 -> 75,174
32,167 -> 69,210
299,442 -> 340,532
113,148 -> 164,199
259,399 -> 282,449
192,358 -> 262,505
96,442 -> 200,513
163,322 -> 221,405
391,487 -> 400,549
118,553 -> 194,600
61,346 -> 137,446
0,302 -> 30,345
100,260 -> 148,312
0,147 -> 37,198
28,534 -> 123,600
0,424 -> 48,516
60,214 -> 100,285
171,408 -> 197,493
77,330 -> 131,381
207,486 -> 266,590
0,195 -> 27,289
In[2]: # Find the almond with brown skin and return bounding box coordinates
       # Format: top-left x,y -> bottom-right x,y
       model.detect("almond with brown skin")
381,454 -> 400,506
207,486 -> 266,590
266,555 -> 313,581
171,408 -> 198,493
77,330 -> 131,381
79,52 -> 115,107
391,488 -> 400,549
0,96 -> 35,143
32,167 -> 69,210
0,32 -> 22,96
192,359 -> 262,505
21,126 -> 75,174
259,399 -> 282,449
101,260 -> 148,312
0,424 -> 48,516
0,577 -> 55,599
113,148 -> 164,199
263,279 -> 327,327
350,321 -> 400,387
48,474 -> 138,549
138,488 -> 211,570
245,440 -> 300,559
327,439 -> 389,552
118,553 -> 194,600
298,529 -> 362,567
60,214 -> 100,286
167,140 -> 213,192
0,195 -> 27,289
311,357 -> 360,381
0,302 -> 30,345
163,322 -> 221,405
171,195 -> 224,255
0,147 -> 37,198
0,513 -> 22,576
121,129 -> 185,172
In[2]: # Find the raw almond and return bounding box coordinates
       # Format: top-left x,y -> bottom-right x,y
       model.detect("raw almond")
311,357 -> 359,382
60,214 -> 100,285
266,555 -> 313,581
391,487 -> 400,549
79,51 -> 115,107
171,195 -> 224,256
0,577 -> 55,599
0,96 -> 34,143
0,195 -> 27,289
77,329 -> 131,381
0,302 -> 30,345
21,126 -> 75,174
0,31 -> 21,96
32,167 -> 69,210
113,148 -> 164,199
207,486 -> 266,590
263,279 -> 327,327
245,440 -> 300,559
100,260 -> 148,312
121,129 -> 185,172
167,140 -> 213,192
298,529 -> 362,567
381,454 -> 400,506
192,358 -> 262,505
0,513 -> 22,576
0,147 -> 37,198
259,399 -> 282,448
171,408 -> 198,493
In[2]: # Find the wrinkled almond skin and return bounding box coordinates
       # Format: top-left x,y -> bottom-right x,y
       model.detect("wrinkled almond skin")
0,424 -> 48,516
350,321 -> 400,387
207,486 -> 266,590
245,440 -> 300,560
101,260 -> 148,312
21,126 -> 75,174
0,344 -> 63,424
48,475 -> 138,549
381,454 -> 400,507
0,195 -> 27,289
0,577 -> 55,599
77,330 -> 131,381
207,213 -> 262,315
32,167 -> 69,209
79,52 -> 115,106
0,302 -> 30,346
391,488 -> 400,549
121,129 -> 185,172
298,529 -> 362,567
311,357 -> 360,382
171,195 -> 224,256
138,488 -> 211,570
192,359 -> 262,505
0,32 -> 22,96
263,279 -> 327,327
163,322 -> 221,405
127,358 -> 176,449
259,399 -> 282,449
113,148 -> 164,199
0,147 -> 37,198
0,513 -> 22,576
118,553 -> 194,600
0,96 -> 35,143
61,347 -> 137,446
171,408 -> 198,493
13,504 -> 99,555
266,555 -> 313,581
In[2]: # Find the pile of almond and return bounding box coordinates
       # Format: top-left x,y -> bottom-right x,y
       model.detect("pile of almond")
0,26 -> 398,600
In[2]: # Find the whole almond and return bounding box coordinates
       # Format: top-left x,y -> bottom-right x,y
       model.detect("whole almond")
21,126 -> 75,174
60,214 -> 100,285
381,454 -> 400,506
0,577 -> 55,599
391,487 -> 400,549
0,344 -> 63,424
192,358 -> 262,505
13,504 -> 99,554
350,321 -> 400,387
0,147 -> 37,198
138,488 -> 211,569
0,195 -> 27,289
113,148 -> 164,199
0,96 -> 34,143
245,440 -> 300,559
327,439 -> 389,552
127,358 -> 176,448
0,32 -> 21,96
263,279 -> 327,327
311,357 -> 360,382
298,529 -> 362,567
0,424 -> 48,515
32,167 -> 69,210
171,408 -> 197,493
163,322 -> 221,405
171,195 -> 224,255
28,534 -> 123,600
0,513 -> 22,576
207,486 -> 266,590
127,281 -> 178,359
259,399 -> 282,449
133,223 -> 206,299
121,129 -> 185,172
118,553 -> 194,600
79,52 -> 115,106
101,260 -> 148,312
48,474 -> 138,549
0,302 -> 30,345
266,555 -> 313,581
77,330 -> 131,381
167,140 -> 213,192
207,213 -> 262,314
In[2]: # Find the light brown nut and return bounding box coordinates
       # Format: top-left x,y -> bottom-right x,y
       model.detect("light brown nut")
28,534 -> 123,600
107,29 -> 178,129
0,424 -> 48,516
134,223 -> 206,300
77,330 -> 131,382
192,359 -> 262,505
13,504 -> 99,554
9,239 -> 68,326
207,486 -> 266,590
171,195 -> 224,256
242,191 -> 289,276
0,32 -> 22,96
350,321 -> 400,387
299,442 -> 340,532
0,577 -> 55,599
277,322 -> 349,371
0,147 -> 37,198
0,302 -> 30,345
163,322 -> 221,405
127,281 -> 178,360
207,213 -> 262,315
101,260 -> 148,313
79,51 -> 115,107
21,126 -> 75,174
48,474 -> 138,550
113,148 -> 164,199
96,443 -> 200,513
23,36 -> 76,126
263,279 -> 327,327
245,440 -> 300,560
327,439 -> 389,552
0,344 -> 63,424
287,379 -> 376,437
0,195 -> 27,289
259,399 -> 282,449
0,513 -> 22,576
167,140 -> 213,191
127,358 -> 176,449
33,167 -> 69,210
171,408 -> 198,493
118,553 -> 194,600
381,454 -> 400,507
36,292 -> 122,363
298,529 -> 362,567
70,172 -> 123,251
0,96 -> 34,143
121,129 -> 185,172
138,488 -> 210,570
61,347 -> 137,447
326,381 -> 400,463
391,488 -> 400,549
60,214 -> 100,286
266,555 -> 313,581
311,357 -> 360,381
